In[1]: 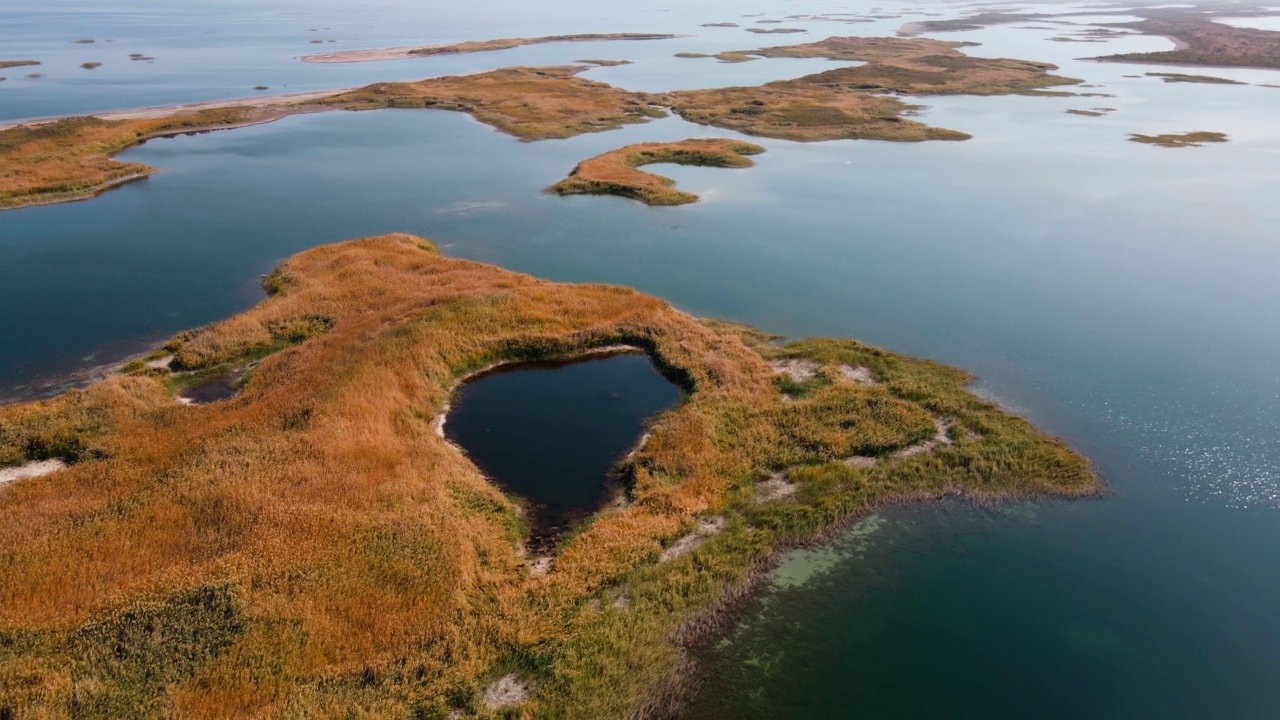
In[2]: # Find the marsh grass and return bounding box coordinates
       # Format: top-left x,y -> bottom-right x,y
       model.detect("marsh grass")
1129,130 -> 1228,147
0,234 -> 1096,718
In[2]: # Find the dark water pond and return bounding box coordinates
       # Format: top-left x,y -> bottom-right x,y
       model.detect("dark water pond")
443,352 -> 681,547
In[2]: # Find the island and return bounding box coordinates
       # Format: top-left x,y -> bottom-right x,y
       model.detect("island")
1146,72 -> 1245,85
575,58 -> 632,67
0,35 -> 1082,210
300,32 -> 679,63
0,60 -> 40,70
1129,130 -> 1228,148
547,138 -> 764,205
0,233 -> 1098,718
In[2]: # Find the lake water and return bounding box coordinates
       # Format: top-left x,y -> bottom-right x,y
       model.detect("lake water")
3,1 -> 1280,717
443,352 -> 682,547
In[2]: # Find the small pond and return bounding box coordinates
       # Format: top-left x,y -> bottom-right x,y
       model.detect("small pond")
443,351 -> 682,547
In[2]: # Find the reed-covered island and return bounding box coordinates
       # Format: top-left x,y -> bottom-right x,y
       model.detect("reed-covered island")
0,233 -> 1097,718
548,138 -> 765,205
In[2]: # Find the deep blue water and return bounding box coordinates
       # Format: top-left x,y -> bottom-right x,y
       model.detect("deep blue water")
443,353 -> 681,546
2,2 -> 1280,717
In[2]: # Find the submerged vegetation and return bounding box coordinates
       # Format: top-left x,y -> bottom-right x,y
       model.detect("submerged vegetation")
0,233 -> 1097,717
1129,130 -> 1228,148
1146,72 -> 1245,85
548,138 -> 765,205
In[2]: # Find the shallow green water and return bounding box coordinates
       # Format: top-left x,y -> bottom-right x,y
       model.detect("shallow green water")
3,1 -> 1280,717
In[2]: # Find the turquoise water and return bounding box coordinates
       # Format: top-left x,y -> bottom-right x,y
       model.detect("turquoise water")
444,353 -> 681,546
3,1 -> 1280,717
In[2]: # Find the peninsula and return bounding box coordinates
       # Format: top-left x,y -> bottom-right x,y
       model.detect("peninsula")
0,233 -> 1098,718
0,35 -> 1081,210
548,138 -> 765,205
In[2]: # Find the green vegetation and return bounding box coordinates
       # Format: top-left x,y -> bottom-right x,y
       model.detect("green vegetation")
548,139 -> 765,205
1129,131 -> 1228,148
0,234 -> 1097,718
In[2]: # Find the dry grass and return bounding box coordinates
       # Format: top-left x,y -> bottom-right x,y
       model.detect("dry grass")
0,109 -> 255,209
0,233 -> 1097,718
651,36 -> 1077,142
547,138 -> 764,205
318,65 -> 664,140
0,60 -> 40,70
654,83 -> 969,142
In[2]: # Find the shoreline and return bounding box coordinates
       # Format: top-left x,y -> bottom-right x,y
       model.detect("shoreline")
655,481 -> 1105,718
0,87 -> 354,132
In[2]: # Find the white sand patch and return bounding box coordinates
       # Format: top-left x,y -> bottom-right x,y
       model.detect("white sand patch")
770,359 -> 819,382
894,417 -> 953,459
0,459 -> 67,485
660,515 -> 725,562
144,355 -> 174,370
838,365 -> 877,385
756,472 -> 798,502
529,557 -> 553,577
483,675 -> 529,710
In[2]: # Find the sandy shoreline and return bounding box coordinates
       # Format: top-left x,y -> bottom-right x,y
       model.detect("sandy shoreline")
0,87 -> 353,132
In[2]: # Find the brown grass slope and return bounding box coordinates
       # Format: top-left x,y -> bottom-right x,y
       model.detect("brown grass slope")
0,234 -> 1097,718
547,138 -> 764,205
